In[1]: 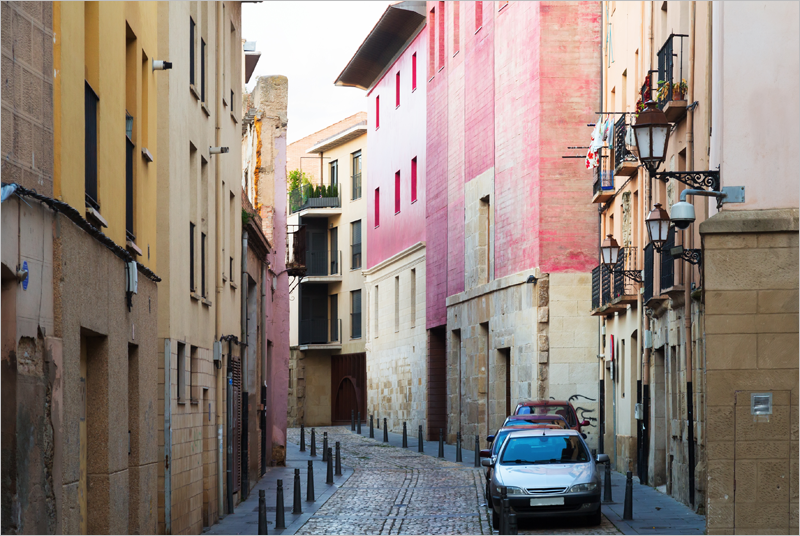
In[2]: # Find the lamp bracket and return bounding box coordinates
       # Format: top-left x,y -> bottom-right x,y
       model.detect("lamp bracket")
612,268 -> 644,284
669,245 -> 702,266
653,169 -> 720,191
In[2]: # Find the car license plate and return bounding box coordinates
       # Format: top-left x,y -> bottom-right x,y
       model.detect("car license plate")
530,497 -> 564,506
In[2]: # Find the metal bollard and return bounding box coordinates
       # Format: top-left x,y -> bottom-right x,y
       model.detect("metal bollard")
300,424 -> 306,452
322,432 -> 328,462
603,461 -> 613,503
293,468 -> 302,514
307,460 -> 315,502
623,471 -> 633,520
592,448 -> 597,458
500,487 -> 509,535
326,448 -> 334,484
402,422 -> 408,448
508,509 -> 518,535
310,428 -> 317,457
456,432 -> 462,463
275,479 -> 286,530
335,441 -> 342,476
351,410 -> 355,431
258,489 -> 268,535
474,435 -> 480,468
357,412 -> 361,434
383,418 -> 388,442
438,428 -> 444,458
418,425 -> 424,453
369,415 -> 374,438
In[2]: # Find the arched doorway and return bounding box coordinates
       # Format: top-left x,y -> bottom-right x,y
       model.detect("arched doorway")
333,376 -> 359,423
330,353 -> 366,424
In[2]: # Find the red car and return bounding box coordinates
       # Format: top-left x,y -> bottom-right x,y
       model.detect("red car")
514,399 -> 591,437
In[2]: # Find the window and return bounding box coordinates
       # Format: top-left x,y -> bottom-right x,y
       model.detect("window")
438,1 -> 445,69
453,2 -> 460,54
352,151 -> 362,200
410,268 -> 416,327
351,220 -> 362,270
396,72 -> 400,107
429,7 -> 436,78
201,38 -> 206,102
189,18 -> 195,86
375,95 -> 380,129
351,290 -> 362,339
395,276 -> 400,332
412,53 -> 417,90
374,188 -> 380,227
190,346 -> 198,402
476,1 -> 483,31
190,222 -> 196,292
411,157 -> 417,203
177,342 -> 186,402
84,82 -> 99,208
330,160 -> 338,187
394,171 -> 401,214
125,113 -> 134,237
201,232 -> 207,297
374,286 -> 379,337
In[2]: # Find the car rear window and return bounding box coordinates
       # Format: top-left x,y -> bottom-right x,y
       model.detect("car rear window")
516,405 -> 576,426
500,435 -> 589,465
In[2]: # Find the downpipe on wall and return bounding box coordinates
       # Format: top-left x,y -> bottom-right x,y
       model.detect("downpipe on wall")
241,230 -> 249,499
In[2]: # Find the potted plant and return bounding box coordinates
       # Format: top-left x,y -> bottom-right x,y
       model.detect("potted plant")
656,80 -> 671,102
673,79 -> 688,101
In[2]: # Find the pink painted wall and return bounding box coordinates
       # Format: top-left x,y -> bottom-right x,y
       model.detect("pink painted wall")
366,27 -> 428,268
426,1 -> 600,329
264,129 -> 290,456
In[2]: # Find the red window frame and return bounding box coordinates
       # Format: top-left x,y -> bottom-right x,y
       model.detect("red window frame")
396,72 -> 400,107
375,188 -> 380,227
412,53 -> 417,90
375,95 -> 380,129
395,171 -> 401,214
411,157 -> 417,203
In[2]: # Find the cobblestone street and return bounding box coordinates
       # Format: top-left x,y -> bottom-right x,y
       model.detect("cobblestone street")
287,427 -> 621,535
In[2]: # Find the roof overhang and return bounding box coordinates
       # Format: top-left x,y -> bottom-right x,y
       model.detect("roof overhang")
244,41 -> 261,84
334,1 -> 426,92
306,122 -> 367,154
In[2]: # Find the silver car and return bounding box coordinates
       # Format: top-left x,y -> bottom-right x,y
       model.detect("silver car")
482,428 -> 609,528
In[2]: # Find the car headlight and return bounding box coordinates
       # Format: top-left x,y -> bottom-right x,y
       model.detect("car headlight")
568,482 -> 598,493
503,486 -> 526,496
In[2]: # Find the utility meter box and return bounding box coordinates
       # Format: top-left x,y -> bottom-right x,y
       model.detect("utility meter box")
635,403 -> 644,420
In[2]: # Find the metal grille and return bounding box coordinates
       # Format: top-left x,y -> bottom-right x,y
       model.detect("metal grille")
613,247 -> 637,299
591,265 -> 601,309
601,264 -> 612,306
660,227 -> 675,290
85,83 -> 99,208
286,225 -> 306,275
613,116 -> 633,169
231,356 -> 242,493
526,487 -> 568,495
643,243 -> 654,303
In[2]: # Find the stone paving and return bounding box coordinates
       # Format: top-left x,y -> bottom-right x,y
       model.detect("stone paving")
289,426 -> 621,535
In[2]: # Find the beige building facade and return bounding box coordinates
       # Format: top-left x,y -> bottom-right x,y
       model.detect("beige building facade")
287,123 -> 368,427
155,2 -> 245,532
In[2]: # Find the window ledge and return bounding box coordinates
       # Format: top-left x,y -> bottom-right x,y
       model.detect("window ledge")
190,291 -> 201,301
177,400 -> 186,406
201,103 -> 211,117
126,239 -> 143,257
453,50 -> 459,58
142,148 -> 154,162
230,111 -> 238,124
350,337 -> 362,341
412,87 -> 417,93
190,84 -> 201,101
222,98 -> 228,108
396,105 -> 400,110
190,399 -> 199,405
475,26 -> 483,35
86,206 -> 108,228
438,66 -> 444,73
201,297 -> 212,307
230,281 -> 238,290
411,199 -> 418,204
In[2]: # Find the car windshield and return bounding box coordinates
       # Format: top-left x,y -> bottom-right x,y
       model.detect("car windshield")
516,405 -> 576,427
499,435 -> 589,465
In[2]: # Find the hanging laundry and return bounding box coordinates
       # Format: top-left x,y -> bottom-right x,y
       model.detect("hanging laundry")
586,121 -> 604,169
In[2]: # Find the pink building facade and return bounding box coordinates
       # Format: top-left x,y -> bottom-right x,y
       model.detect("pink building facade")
423,1 -> 603,448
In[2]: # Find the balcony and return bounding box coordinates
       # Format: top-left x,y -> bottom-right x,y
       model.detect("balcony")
591,154 -> 614,203
303,249 -> 342,282
613,116 -> 639,177
286,225 -> 307,277
591,247 -> 640,316
612,247 -> 639,305
290,186 -> 342,216
299,317 -> 342,348
655,34 -> 688,122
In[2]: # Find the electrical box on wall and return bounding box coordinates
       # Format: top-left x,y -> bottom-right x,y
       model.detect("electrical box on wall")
635,403 -> 644,420
213,341 -> 222,367
644,330 -> 652,349
126,261 -> 138,294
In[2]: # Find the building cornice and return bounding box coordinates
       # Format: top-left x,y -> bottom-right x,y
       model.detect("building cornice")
362,241 -> 425,277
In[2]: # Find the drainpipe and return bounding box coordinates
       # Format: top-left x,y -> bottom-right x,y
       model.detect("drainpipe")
261,262 -> 268,476
164,339 -> 172,534
226,346 -> 233,515
215,1 -> 225,521
241,230 -> 249,499
684,1 -> 697,509
597,0 -> 605,457
642,312 -> 651,485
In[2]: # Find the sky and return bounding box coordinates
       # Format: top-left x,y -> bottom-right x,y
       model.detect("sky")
242,1 -> 392,144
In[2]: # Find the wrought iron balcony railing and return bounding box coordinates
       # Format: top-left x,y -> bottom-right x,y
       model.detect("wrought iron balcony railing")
655,34 -> 688,110
613,246 -> 638,299
286,224 -> 306,277
613,116 -> 636,170
591,265 -> 602,310
306,249 -> 341,277
643,243 -> 654,303
660,227 -> 676,290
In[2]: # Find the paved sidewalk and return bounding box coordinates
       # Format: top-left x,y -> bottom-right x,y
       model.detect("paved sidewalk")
600,470 -> 706,535
203,434 -> 354,535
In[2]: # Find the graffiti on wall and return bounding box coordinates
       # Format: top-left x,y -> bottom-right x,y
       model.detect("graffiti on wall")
569,393 -> 598,429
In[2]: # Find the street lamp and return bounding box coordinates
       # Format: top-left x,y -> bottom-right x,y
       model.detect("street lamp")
645,203 -> 671,251
600,234 -> 620,268
632,101 -> 671,175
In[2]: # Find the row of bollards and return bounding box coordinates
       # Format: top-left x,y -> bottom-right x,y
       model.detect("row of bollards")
257,430 -> 349,534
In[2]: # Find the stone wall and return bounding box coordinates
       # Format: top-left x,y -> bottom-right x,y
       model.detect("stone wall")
700,209 -> 799,534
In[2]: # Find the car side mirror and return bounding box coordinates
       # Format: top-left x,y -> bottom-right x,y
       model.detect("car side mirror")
581,420 -> 590,427
486,435 -> 495,444
596,453 -> 610,464
479,449 -> 492,458
481,458 -> 493,467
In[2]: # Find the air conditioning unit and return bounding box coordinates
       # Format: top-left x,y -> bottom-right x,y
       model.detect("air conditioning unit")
126,261 -> 138,294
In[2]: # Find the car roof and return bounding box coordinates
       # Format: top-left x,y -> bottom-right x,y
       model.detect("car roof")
506,414 -> 567,421
504,428 -> 581,438
498,424 -> 561,432
516,400 -> 572,407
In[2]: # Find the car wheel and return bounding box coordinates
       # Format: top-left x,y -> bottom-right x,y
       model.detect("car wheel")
586,505 -> 602,526
492,508 -> 500,530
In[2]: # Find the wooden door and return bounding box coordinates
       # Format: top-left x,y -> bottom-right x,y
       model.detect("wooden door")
331,354 -> 366,423
427,327 -> 447,440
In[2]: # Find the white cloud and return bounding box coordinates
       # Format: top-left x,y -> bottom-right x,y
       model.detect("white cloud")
242,1 -> 391,144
